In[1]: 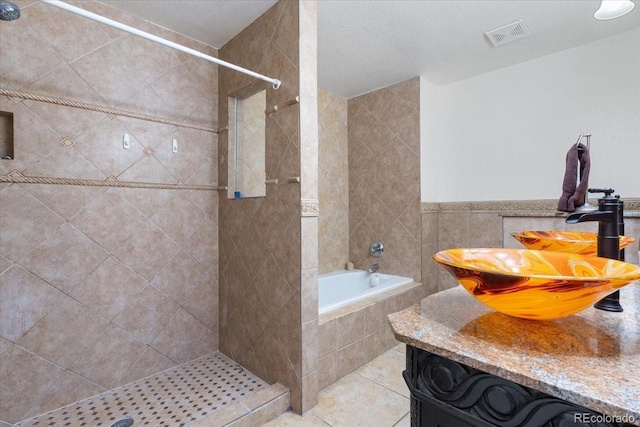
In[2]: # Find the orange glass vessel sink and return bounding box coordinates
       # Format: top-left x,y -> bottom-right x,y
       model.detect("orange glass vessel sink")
433,248 -> 640,320
511,231 -> 635,256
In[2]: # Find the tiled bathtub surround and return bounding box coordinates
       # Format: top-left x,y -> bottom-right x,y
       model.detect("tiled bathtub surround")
421,199 -> 640,293
317,281 -> 424,391
0,2 -> 218,424
318,90 -> 349,274
217,0 -> 319,413
348,77 -> 421,282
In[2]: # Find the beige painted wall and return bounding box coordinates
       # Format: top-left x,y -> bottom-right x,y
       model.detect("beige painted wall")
0,2 -> 218,424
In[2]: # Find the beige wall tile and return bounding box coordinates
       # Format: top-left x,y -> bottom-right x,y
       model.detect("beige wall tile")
0,100 -> 61,173
364,300 -> 388,336
317,353 -> 337,391
19,223 -> 108,293
70,324 -> 147,389
23,66 -> 108,139
0,338 -> 64,424
318,89 -> 349,274
301,320 -> 318,376
301,217 -> 318,269
71,36 -> 149,107
17,296 -> 108,368
22,370 -> 106,420
301,371 -> 318,414
0,265 -> 65,342
301,268 -> 318,323
336,339 -> 366,379
337,311 -> 365,350
218,0 -> 309,411
22,183 -> 107,223
121,346 -> 176,384
151,308 -> 209,364
23,2 -> 117,62
113,284 -> 180,345
71,188 -> 147,253
117,154 -> 177,185
0,14 -> 66,89
114,221 -> 181,281
0,255 -> 11,275
318,319 -> 336,359
348,78 -> 420,282
0,185 -> 65,261
184,275 -> 219,329
151,250 -> 208,304
363,331 -> 392,363
71,256 -> 146,321
469,212 -> 503,247
438,211 -> 469,248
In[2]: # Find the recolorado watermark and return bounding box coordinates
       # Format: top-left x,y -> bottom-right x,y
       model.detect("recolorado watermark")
574,413 -> 636,424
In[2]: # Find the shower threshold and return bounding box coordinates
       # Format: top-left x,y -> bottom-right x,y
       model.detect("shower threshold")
15,352 -> 289,427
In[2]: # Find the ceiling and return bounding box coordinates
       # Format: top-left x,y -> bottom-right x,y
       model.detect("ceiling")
99,0 -> 640,98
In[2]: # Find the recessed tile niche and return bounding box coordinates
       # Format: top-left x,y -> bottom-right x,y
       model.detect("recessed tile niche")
0,110 -> 14,160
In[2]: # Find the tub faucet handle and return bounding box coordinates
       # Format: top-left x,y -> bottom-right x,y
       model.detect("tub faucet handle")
370,241 -> 384,258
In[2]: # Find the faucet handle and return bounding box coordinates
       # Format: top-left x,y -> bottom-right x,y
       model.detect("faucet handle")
370,241 -> 384,258
588,187 -> 615,196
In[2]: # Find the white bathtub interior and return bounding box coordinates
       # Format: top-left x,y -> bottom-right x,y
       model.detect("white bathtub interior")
318,269 -> 414,314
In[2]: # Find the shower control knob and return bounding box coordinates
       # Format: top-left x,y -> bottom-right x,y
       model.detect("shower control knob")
370,241 -> 384,258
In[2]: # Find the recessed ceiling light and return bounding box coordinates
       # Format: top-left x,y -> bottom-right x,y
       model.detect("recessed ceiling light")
594,0 -> 635,20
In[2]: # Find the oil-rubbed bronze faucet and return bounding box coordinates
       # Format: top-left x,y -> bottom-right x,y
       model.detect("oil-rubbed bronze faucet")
566,188 -> 623,312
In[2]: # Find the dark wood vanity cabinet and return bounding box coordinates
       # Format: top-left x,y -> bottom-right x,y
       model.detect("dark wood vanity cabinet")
404,346 -> 635,427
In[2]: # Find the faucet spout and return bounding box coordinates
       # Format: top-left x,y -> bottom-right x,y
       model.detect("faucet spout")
368,263 -> 379,274
565,210 -> 615,225
566,210 -> 619,260
565,187 -> 623,312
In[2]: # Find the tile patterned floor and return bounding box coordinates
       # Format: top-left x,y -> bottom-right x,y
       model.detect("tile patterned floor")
264,344 -> 410,427
16,352 -> 268,427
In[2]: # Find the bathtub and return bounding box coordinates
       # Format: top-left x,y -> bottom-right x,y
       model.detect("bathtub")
318,269 -> 414,315
317,269 -> 423,391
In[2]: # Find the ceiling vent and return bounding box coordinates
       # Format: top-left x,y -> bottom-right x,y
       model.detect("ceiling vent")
485,19 -> 530,47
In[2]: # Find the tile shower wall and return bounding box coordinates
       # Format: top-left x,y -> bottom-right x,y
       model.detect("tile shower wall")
348,77 -> 421,281
218,0 -> 319,414
318,90 -> 348,274
0,2 -> 218,424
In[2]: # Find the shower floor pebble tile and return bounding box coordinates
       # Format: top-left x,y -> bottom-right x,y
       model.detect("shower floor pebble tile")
264,344 -> 410,427
16,352 -> 268,427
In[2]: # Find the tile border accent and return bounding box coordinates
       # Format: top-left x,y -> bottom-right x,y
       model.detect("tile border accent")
422,198 -> 640,213
59,137 -> 75,147
0,89 -> 218,134
1,170 -> 220,191
301,199 -> 320,217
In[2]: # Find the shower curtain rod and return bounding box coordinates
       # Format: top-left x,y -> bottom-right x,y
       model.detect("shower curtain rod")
40,0 -> 282,89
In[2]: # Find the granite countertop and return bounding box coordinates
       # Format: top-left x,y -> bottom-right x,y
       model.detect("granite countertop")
388,283 -> 640,423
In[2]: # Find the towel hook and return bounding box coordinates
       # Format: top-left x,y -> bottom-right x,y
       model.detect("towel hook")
575,133 -> 591,150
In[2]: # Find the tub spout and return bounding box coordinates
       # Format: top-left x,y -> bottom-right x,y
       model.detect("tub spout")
368,263 -> 379,274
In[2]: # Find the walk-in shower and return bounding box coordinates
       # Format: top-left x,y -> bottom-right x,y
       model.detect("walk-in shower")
0,0 -> 296,425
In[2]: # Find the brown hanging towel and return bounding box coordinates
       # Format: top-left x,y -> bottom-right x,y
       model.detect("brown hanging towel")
557,142 -> 591,212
